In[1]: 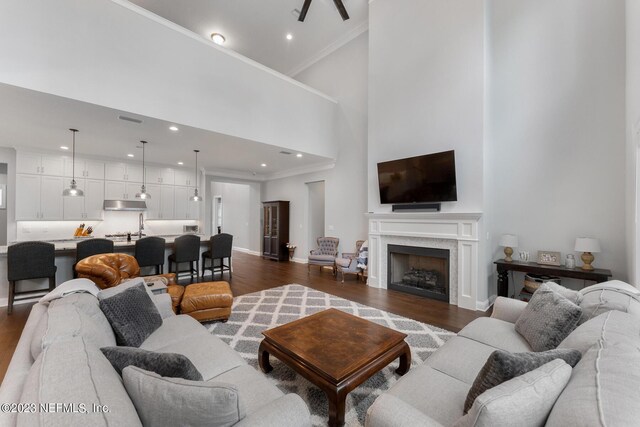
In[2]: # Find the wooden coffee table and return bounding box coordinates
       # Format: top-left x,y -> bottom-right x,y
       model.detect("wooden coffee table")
258,308 -> 411,427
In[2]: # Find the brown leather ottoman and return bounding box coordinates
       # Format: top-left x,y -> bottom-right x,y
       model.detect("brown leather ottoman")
180,281 -> 233,322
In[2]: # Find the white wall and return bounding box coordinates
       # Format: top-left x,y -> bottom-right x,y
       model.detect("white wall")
368,0 -> 485,213
210,181 -> 253,252
628,0 -> 640,286
262,32 -> 369,260
485,0 -> 627,292
307,181 -> 326,246
0,0 -> 338,159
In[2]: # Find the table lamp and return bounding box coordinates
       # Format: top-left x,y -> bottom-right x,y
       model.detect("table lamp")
499,234 -> 519,262
574,237 -> 601,271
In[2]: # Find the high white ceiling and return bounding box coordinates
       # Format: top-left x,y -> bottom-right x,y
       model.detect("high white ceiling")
127,0 -> 368,75
0,83 -> 332,179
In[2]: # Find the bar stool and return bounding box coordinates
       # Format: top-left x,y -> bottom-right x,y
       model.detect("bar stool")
74,238 -> 115,277
135,236 -> 166,275
7,242 -> 57,314
168,235 -> 201,283
202,233 -> 233,280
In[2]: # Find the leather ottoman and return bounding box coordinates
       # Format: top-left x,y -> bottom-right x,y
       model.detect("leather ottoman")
180,281 -> 233,322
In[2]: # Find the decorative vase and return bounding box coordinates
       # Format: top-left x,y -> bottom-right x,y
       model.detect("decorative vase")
565,254 -> 575,269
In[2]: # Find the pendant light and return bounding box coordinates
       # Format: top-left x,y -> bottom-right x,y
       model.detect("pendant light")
63,129 -> 84,197
189,149 -> 202,202
135,141 -> 151,200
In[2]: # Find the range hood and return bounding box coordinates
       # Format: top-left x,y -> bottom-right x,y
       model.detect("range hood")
103,200 -> 147,211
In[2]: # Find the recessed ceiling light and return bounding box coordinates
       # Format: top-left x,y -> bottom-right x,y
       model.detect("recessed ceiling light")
261,163 -> 267,167
127,153 -> 135,158
169,125 -> 179,132
211,33 -> 226,45
177,161 -> 184,165
286,33 -> 293,41
296,153 -> 303,158
60,146 -> 69,150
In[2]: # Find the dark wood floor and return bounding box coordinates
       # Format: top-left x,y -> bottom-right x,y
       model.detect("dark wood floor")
0,251 -> 487,382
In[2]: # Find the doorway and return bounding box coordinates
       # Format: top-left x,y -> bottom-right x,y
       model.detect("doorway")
213,196 -> 223,234
306,181 -> 325,252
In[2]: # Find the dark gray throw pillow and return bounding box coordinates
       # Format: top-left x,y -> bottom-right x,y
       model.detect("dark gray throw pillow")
99,284 -> 162,347
101,347 -> 203,381
464,348 -> 582,414
515,283 -> 583,351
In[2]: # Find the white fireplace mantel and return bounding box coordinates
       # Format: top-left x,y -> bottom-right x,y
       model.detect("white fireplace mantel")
366,212 -> 482,311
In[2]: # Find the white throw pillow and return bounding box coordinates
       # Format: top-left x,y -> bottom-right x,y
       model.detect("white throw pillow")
453,359 -> 572,427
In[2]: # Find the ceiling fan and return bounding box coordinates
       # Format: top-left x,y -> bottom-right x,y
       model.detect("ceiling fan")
298,0 -> 350,22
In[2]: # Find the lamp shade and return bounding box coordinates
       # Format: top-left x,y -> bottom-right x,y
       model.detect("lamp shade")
499,234 -> 519,248
574,237 -> 601,253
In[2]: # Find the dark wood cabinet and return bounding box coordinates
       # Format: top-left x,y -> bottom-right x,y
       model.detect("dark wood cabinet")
262,201 -> 290,261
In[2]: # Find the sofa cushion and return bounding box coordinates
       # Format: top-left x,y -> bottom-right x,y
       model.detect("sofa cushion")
101,346 -> 203,380
464,349 -> 581,414
123,366 -> 245,427
547,340 -> 640,426
99,284 -> 162,347
139,314 -> 209,349
515,283 -> 582,351
385,364 -> 469,426
32,294 -> 116,360
578,280 -> 640,324
454,359 -> 572,427
213,364 -> 284,415
458,317 -> 532,352
308,254 -> 336,263
18,337 -> 141,427
559,310 -> 640,354
426,336 -> 503,385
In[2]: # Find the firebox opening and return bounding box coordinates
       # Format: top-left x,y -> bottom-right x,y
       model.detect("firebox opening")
387,245 -> 450,302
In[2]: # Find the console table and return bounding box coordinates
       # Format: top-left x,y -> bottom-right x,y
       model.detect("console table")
494,260 -> 612,298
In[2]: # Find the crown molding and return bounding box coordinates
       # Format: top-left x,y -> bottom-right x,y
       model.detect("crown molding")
109,0 -> 337,104
263,161 -> 336,181
287,21 -> 369,78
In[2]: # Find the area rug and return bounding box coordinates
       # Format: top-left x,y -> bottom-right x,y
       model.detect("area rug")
208,284 -> 455,427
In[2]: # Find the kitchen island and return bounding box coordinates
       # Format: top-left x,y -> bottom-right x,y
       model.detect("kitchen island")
0,234 -> 213,307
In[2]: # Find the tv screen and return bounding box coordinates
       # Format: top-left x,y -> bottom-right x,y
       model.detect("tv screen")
377,150 -> 457,204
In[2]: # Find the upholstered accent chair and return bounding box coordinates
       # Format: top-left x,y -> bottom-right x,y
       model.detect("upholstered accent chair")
335,240 -> 365,283
75,253 -> 184,312
308,237 -> 339,275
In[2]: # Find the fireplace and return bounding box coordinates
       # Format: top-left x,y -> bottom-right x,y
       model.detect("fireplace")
387,244 -> 450,301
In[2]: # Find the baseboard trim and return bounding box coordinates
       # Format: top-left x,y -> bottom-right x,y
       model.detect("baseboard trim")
476,295 -> 497,312
0,296 -> 42,309
232,247 -> 261,257
291,257 -> 309,264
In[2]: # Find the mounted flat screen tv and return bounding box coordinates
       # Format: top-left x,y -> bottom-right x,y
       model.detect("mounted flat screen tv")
377,150 -> 457,204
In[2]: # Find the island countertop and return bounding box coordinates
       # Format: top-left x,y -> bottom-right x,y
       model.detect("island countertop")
0,234 -> 209,256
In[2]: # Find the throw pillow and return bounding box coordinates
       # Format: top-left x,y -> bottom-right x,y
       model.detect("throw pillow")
97,277 -> 153,300
453,359 -> 572,427
515,283 -> 582,351
99,284 -> 162,347
463,348 -> 582,414
544,281 -> 582,306
123,366 -> 246,427
101,347 -> 203,381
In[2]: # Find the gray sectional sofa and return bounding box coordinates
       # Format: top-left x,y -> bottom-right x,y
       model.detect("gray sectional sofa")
0,291 -> 311,426
366,280 -> 640,427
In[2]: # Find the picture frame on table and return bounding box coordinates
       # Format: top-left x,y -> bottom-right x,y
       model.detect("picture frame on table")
537,251 -> 562,266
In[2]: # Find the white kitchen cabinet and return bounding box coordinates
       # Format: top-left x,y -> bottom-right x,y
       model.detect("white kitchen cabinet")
17,152 -> 65,176
65,158 -> 105,180
64,179 -> 104,220
144,184 -> 161,219
173,169 -> 195,187
105,181 -> 126,200
105,162 -> 143,183
126,182 -> 142,200
16,174 -> 64,220
160,186 -> 175,219
15,174 -> 41,220
173,186 -> 189,219
146,166 -> 174,185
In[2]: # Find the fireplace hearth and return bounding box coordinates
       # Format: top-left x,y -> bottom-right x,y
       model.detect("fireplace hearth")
387,244 -> 450,301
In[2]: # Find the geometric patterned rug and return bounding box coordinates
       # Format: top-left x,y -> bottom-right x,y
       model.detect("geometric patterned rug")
208,284 -> 455,426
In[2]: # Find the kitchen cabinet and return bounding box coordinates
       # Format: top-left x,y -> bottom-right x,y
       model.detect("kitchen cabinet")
16,174 -> 64,220
63,179 -> 104,220
173,169 -> 195,187
146,167 -> 174,185
144,185 -> 175,219
17,152 -> 65,176
105,162 -> 143,183
262,201 -> 290,261
64,158 -> 104,180
173,187 -> 199,219
104,181 -> 143,200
